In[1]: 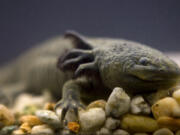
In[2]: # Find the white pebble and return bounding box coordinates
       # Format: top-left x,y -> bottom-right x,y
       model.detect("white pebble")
96,127 -> 111,135
131,95 -> 151,115
36,110 -> 61,128
55,108 -> 78,122
105,117 -> 120,130
105,87 -> 130,118
31,124 -> 54,135
79,108 -> 106,132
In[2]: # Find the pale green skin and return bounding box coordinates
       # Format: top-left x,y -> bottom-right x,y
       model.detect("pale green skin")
0,34 -> 180,105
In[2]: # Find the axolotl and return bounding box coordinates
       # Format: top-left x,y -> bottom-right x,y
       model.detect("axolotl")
0,31 -> 180,120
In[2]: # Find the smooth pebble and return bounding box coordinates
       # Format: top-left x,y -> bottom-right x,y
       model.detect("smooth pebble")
173,89 -> 180,104
31,124 -> 54,135
153,128 -> 174,135
87,100 -> 106,110
36,110 -> 61,129
113,129 -> 130,135
121,114 -> 158,133
106,87 -> 130,118
19,123 -> 31,134
56,108 -> 78,123
0,104 -> 15,128
176,130 -> 180,135
12,129 -> 26,135
19,115 -> 43,127
151,97 -> 180,119
134,133 -> 149,135
157,116 -> 180,131
79,107 -> 106,132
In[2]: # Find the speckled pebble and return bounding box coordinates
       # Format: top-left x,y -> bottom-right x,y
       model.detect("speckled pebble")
36,110 -> 61,129
105,117 -> 120,130
97,127 -> 111,135
151,97 -> 180,119
106,87 -> 130,118
113,129 -> 130,135
131,95 -> 151,115
121,114 -> 158,133
31,124 -> 54,135
153,128 -> 174,135
79,108 -> 106,132
0,125 -> 18,135
68,122 -> 80,133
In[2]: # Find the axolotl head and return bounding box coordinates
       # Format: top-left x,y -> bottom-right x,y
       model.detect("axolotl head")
98,41 -> 180,93
62,31 -> 180,93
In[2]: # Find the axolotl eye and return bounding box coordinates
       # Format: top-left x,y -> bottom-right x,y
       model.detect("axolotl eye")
139,57 -> 150,66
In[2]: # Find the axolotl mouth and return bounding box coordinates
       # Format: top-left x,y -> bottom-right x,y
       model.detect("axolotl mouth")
128,63 -> 180,90
130,64 -> 180,81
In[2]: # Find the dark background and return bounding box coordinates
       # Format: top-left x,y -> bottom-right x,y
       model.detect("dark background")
0,0 -> 180,65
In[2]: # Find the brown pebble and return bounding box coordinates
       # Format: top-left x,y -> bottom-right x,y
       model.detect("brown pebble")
68,122 -> 80,133
44,102 -> 56,111
157,116 -> 180,131
0,104 -> 15,128
20,122 -> 31,134
19,115 -> 43,127
87,100 -> 106,110
151,97 -> 180,119
121,114 -> 158,133
176,130 -> 180,135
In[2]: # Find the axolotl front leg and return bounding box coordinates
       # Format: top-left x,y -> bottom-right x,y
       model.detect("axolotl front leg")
55,31 -> 99,121
55,79 -> 85,122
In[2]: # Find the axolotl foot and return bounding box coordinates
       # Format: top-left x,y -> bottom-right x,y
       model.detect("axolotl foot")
57,31 -> 99,78
54,97 -> 85,122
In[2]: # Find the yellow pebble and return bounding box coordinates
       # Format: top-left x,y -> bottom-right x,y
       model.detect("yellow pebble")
0,104 -> 15,128
157,116 -> 180,131
20,122 -> 31,134
151,97 -> 180,119
12,129 -> 25,135
87,100 -> 106,110
19,115 -> 43,127
173,89 -> 180,104
44,102 -> 56,111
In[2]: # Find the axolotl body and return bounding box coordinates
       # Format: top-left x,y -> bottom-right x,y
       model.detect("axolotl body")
0,31 -> 180,120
